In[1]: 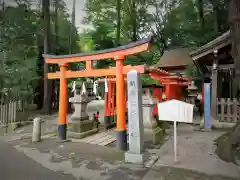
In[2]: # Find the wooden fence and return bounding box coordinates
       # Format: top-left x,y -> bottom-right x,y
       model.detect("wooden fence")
217,98 -> 240,123
0,97 -> 33,125
0,101 -> 17,125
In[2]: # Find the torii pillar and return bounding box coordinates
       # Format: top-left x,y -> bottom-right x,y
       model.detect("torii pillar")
115,56 -> 127,150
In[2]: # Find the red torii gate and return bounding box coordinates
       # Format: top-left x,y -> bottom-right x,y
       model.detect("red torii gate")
43,37 -> 191,151
43,37 -> 152,150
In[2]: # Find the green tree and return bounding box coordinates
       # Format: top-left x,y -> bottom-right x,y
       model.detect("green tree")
82,0 -> 230,68
0,2 -> 39,99
0,0 -> 79,110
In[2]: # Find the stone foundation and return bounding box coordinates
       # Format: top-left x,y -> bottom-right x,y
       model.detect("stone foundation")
144,126 -> 164,145
199,118 -> 236,129
68,120 -> 99,139
142,94 -> 163,145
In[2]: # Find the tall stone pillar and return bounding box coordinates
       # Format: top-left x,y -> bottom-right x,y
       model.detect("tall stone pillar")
125,70 -> 148,164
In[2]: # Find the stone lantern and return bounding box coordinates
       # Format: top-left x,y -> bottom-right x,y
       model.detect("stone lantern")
187,81 -> 198,104
68,81 -> 99,139
142,86 -> 163,145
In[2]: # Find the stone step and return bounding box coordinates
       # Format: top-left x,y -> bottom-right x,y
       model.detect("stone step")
72,129 -> 115,146
80,132 -> 108,143
89,134 -> 114,145
98,136 -> 116,146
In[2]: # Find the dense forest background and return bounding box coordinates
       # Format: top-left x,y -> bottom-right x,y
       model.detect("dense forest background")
0,0 -> 231,112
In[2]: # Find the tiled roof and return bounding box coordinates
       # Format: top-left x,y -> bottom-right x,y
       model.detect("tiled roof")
154,48 -> 193,68
190,31 -> 231,61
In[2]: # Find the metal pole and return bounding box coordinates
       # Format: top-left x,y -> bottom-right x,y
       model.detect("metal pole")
174,120 -> 177,162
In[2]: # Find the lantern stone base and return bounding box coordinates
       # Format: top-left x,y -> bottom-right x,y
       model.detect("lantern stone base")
141,94 -> 163,145
68,120 -> 99,139
144,126 -> 163,145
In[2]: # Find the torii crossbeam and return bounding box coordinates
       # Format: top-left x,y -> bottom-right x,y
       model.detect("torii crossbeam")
43,37 -> 152,151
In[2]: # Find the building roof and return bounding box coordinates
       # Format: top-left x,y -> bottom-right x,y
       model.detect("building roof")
154,48 -> 193,69
189,30 -> 232,74
190,31 -> 231,61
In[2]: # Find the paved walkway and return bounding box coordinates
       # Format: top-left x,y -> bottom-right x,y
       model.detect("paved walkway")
0,140 -> 76,180
1,117 -> 239,180
3,137 -> 238,180
151,124 -> 240,179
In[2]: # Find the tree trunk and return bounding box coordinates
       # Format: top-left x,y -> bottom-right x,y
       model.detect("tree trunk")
42,0 -> 53,114
35,0 -> 44,109
198,0 -> 204,30
0,1 -> 5,96
215,0 -> 240,164
52,0 -> 59,110
54,0 -> 59,54
230,0 -> 240,97
116,0 -> 121,46
69,0 -> 76,54
131,0 -> 137,41
210,0 -> 221,33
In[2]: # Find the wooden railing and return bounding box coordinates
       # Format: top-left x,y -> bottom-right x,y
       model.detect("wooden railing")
0,97 -> 34,125
217,98 -> 240,123
0,101 -> 17,125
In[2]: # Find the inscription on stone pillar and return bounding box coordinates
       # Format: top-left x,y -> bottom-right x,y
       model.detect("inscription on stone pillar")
126,70 -> 144,154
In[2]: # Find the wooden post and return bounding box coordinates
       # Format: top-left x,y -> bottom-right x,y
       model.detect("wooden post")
104,78 -> 109,127
211,55 -> 218,120
58,63 -> 68,140
107,81 -> 112,117
152,87 -> 162,117
111,83 -> 115,117
104,80 -> 112,129
165,84 -> 170,100
116,57 -> 127,151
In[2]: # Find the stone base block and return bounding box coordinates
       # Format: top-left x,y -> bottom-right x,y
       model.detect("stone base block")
68,119 -> 99,139
199,118 -> 235,129
125,152 -> 149,165
69,119 -> 96,133
144,127 -> 163,145
71,116 -> 89,121
68,128 -> 99,139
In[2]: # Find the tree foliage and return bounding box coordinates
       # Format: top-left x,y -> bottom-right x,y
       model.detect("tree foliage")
80,0 -> 230,69
0,0 -> 79,100
0,0 -> 232,99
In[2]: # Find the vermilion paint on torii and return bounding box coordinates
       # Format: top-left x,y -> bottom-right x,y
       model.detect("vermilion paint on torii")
43,36 -> 191,151
96,70 -> 190,121
43,37 -> 152,151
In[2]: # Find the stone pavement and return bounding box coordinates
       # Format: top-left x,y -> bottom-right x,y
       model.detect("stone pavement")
1,117 -> 239,180
0,140 -> 76,180
3,137 -> 239,180
151,124 -> 240,179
